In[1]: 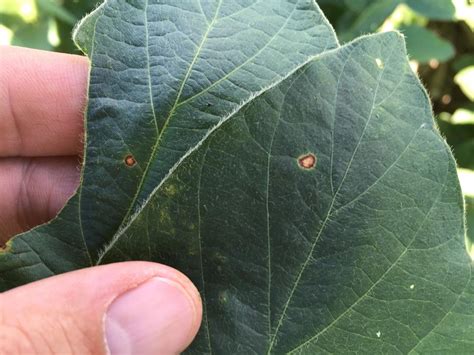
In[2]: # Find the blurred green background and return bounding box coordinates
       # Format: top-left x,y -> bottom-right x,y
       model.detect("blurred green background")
0,0 -> 473,256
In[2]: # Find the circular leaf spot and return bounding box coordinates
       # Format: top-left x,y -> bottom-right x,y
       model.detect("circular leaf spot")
298,153 -> 317,170
124,155 -> 137,167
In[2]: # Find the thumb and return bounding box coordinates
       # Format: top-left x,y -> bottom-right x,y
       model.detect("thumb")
0,262 -> 202,355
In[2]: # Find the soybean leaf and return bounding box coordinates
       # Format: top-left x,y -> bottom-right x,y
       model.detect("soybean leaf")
455,66 -> 474,101
339,0 -> 400,41
36,0 -> 77,25
466,195 -> 474,246
405,0 -> 456,21
459,170 -> 474,245
400,25 -> 455,63
0,0 -> 338,288
99,32 -> 472,353
0,14 -> 53,50
0,2 -> 471,353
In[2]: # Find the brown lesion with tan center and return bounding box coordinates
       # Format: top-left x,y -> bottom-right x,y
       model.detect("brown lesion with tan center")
298,153 -> 316,170
124,154 -> 137,167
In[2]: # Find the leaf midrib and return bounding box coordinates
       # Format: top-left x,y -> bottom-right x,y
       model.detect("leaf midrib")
115,0 -> 306,239
95,44 -> 339,264
106,0 -> 328,253
115,0 -> 223,237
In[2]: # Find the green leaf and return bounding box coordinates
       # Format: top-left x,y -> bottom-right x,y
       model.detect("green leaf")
400,25 -> 455,63
455,66 -> 474,101
339,0 -> 400,41
343,0 -> 371,13
99,32 -> 471,353
459,169 -> 474,199
436,118 -> 474,170
453,54 -> 474,72
458,168 -> 474,263
55,0 -> 99,54
0,0 -> 338,287
0,0 -> 37,22
405,0 -> 456,20
452,107 -> 474,125
36,0 -> 77,25
10,16 -> 53,50
334,0 -> 459,43
454,0 -> 474,29
465,195 -> 474,252
456,140 -> 474,170
1,1 -> 472,353
0,9 -> 52,50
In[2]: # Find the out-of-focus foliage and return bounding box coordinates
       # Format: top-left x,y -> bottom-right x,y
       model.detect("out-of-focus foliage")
0,0 -> 98,52
1,0 -> 473,245
400,24 -> 455,63
455,65 -> 474,100
459,168 -> 474,258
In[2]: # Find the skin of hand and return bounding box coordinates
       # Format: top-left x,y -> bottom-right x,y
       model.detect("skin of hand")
0,46 -> 202,354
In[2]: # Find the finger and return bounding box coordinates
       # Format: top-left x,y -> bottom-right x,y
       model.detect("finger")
0,157 -> 80,242
0,262 -> 202,355
0,45 -> 89,157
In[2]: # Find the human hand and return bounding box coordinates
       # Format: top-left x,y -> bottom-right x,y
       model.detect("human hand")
0,46 -> 87,240
0,46 -> 202,354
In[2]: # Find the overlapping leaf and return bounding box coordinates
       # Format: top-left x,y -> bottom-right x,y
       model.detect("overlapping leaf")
0,0 -> 338,288
1,1 -> 472,353
99,32 -> 473,353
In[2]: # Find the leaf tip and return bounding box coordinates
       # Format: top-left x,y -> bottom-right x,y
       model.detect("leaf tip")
72,0 -> 107,55
376,30 -> 408,57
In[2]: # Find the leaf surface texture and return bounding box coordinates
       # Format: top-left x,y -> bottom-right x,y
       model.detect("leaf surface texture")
0,1 -> 471,353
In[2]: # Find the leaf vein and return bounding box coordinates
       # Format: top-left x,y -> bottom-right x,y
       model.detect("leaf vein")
288,167 -> 449,353
268,41 -> 397,352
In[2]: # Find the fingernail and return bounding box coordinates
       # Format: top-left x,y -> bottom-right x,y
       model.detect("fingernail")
105,277 -> 197,355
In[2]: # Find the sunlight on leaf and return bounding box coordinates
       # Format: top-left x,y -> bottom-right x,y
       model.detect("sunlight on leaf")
0,0 -> 37,23
460,169 -> 474,260
47,18 -> 60,47
0,24 -> 13,45
459,168 -> 474,198
380,3 -> 427,33
454,0 -> 474,30
452,108 -> 474,125
455,66 -> 474,101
